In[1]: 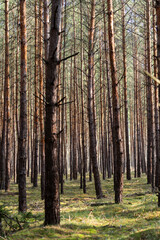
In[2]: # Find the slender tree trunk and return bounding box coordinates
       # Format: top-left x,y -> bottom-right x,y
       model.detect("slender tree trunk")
107,0 -> 123,203
5,0 -> 11,191
153,3 -> 159,188
0,48 -> 5,190
60,0 -> 66,194
73,2 -> 78,180
99,32 -> 106,180
102,0 -> 113,179
121,0 -> 131,180
42,0 -> 49,196
88,0 -> 103,199
34,0 -> 39,187
146,0 -> 154,185
16,11 -> 20,183
39,0 -> 45,199
69,49 -> 73,181
27,47 -> 32,178
18,0 -> 27,212
155,0 -> 160,206
80,0 -> 86,193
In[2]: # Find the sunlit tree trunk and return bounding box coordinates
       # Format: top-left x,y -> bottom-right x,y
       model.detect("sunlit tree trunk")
33,0 -> 39,187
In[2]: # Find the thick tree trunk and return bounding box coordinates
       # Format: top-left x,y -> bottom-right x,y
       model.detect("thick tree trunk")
44,0 -> 61,225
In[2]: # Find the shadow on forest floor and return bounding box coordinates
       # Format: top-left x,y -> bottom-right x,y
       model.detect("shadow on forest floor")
0,174 -> 160,239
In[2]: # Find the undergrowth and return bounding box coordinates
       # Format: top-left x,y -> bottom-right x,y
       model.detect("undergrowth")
0,174 -> 160,239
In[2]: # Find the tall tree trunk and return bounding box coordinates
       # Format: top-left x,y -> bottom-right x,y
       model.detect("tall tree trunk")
0,51 -> 5,190
5,0 -> 11,191
121,0 -> 131,180
88,0 -> 103,199
102,0 -> 113,179
39,0 -> 45,199
33,0 -> 39,188
99,32 -> 106,180
45,0 -> 61,225
146,0 -> 154,186
18,0 -> 27,212
69,49 -> 73,181
16,10 -> 20,183
73,2 -> 78,180
107,0 -> 123,203
43,0 -> 49,197
80,0 -> 86,193
153,0 -> 159,188
60,0 -> 66,194
155,0 -> 160,206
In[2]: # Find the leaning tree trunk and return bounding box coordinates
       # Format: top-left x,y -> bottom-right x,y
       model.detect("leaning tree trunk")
18,0 -> 27,212
107,0 -> 123,204
44,0 -> 61,225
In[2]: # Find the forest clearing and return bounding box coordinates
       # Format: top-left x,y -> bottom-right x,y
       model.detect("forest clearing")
1,0 -> 160,239
1,175 -> 160,239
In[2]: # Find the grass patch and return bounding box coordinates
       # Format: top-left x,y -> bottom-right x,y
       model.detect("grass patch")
0,174 -> 160,239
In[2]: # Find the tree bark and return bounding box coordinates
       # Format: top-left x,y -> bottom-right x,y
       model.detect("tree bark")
155,0 -> 160,206
121,0 -> 131,180
146,0 -> 154,186
39,0 -> 45,199
88,0 -> 103,199
33,0 -> 39,188
107,0 -> 123,203
18,0 -> 27,212
5,0 -> 12,191
44,0 -> 61,225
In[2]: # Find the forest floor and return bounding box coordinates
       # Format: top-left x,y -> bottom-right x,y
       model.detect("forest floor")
0,174 -> 160,240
